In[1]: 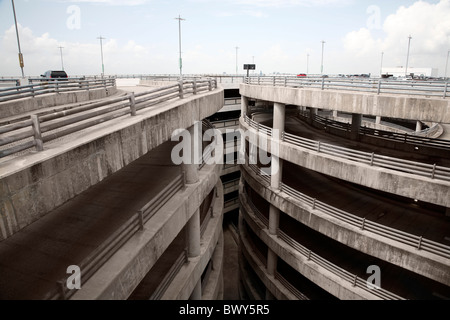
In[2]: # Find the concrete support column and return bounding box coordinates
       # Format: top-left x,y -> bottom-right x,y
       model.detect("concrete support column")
265,247 -> 277,300
271,102 -> 285,190
308,107 -> 317,125
183,123 -> 202,184
241,95 -> 249,117
351,113 -> 362,140
416,121 -> 422,132
190,280 -> 202,300
268,205 -> 280,236
186,209 -> 201,258
376,116 -> 381,125
333,110 -> 338,118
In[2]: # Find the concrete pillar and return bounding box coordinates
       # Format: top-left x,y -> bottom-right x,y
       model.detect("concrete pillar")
183,123 -> 202,184
265,248 -> 278,300
332,110 -> 338,118
190,280 -> 202,300
375,116 -> 381,125
186,209 -> 201,258
241,95 -> 249,117
416,121 -> 422,132
271,102 -> 285,190
351,113 -> 362,140
308,108 -> 317,125
268,205 -> 280,236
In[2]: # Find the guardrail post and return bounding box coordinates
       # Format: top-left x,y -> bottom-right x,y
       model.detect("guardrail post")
352,275 -> 358,287
307,250 -> 311,261
417,236 -> 423,250
30,84 -> 35,97
55,81 -> 60,94
377,80 -> 381,95
431,164 -> 436,179
30,115 -> 44,152
208,79 -> 212,91
370,153 -> 374,166
178,80 -> 184,99
321,78 -> 325,90
361,218 -> 366,230
312,198 -> 316,210
284,77 -> 287,87
443,82 -> 448,99
129,92 -> 136,116
317,141 -> 321,152
273,76 -> 276,86
138,210 -> 144,231
193,79 -> 197,95
258,76 -> 260,85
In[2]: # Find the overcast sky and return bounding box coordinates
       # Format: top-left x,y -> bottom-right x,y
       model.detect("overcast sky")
0,0 -> 449,77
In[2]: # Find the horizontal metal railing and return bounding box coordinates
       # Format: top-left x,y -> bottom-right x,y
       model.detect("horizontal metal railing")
50,174 -> 185,300
242,188 -> 404,300
244,115 -> 450,182
0,79 -> 218,159
300,113 -> 450,150
0,78 -> 116,103
245,163 -> 450,260
245,76 -> 450,98
274,272 -> 309,300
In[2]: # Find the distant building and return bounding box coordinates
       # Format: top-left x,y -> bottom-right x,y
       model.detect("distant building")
381,67 -> 438,78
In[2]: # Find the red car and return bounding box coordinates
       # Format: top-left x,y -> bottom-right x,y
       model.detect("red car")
297,73 -> 307,77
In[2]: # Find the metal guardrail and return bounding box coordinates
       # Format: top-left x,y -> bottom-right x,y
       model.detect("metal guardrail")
244,115 -> 450,182
0,79 -> 218,159
242,187 -> 404,300
245,163 -> 450,260
150,251 -> 188,300
274,272 -> 309,300
0,78 -> 116,103
298,113 -> 450,150
245,76 -> 450,98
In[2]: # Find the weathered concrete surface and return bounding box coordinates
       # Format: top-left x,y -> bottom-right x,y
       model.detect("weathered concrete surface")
70,163 -> 222,299
240,118 -> 450,207
0,88 -> 224,240
240,84 -> 450,123
0,87 -> 117,119
240,197 -> 384,300
241,166 -> 450,287
240,234 -> 298,300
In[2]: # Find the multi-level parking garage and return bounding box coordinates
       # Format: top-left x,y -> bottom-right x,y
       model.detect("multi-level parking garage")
238,78 -> 450,300
0,78 -> 225,300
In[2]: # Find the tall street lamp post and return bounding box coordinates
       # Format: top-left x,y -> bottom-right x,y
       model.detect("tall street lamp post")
175,15 -> 185,80
11,0 -> 24,78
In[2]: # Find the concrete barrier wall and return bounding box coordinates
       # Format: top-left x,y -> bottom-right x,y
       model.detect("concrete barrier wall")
241,166 -> 450,286
0,88 -> 224,241
240,84 -> 450,123
0,87 -> 117,119
240,118 -> 450,207
240,197 -> 379,300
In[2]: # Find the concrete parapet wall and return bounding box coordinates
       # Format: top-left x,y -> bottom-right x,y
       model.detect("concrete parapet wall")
71,163 -> 222,299
240,84 -> 450,123
0,88 -> 224,240
241,166 -> 450,286
0,87 -> 117,119
240,196 -> 382,300
240,118 -> 450,207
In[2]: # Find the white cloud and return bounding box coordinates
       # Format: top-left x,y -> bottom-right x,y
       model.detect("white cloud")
53,0 -> 150,5
343,0 -> 450,75
233,0 -> 353,7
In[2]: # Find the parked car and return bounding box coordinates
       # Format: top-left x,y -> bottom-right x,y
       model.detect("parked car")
297,73 -> 307,77
40,70 -> 68,80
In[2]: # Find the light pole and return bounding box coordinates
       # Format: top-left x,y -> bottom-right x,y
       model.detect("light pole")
175,15 -> 185,79
321,40 -> 325,74
58,46 -> 64,71
380,51 -> 384,77
307,53 -> 310,74
97,36 -> 106,77
445,50 -> 450,80
405,35 -> 412,77
11,0 -> 24,78
235,46 -> 239,75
